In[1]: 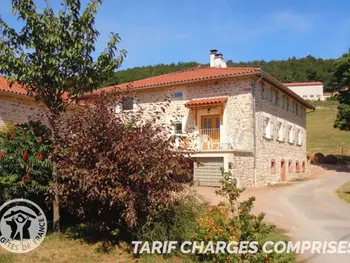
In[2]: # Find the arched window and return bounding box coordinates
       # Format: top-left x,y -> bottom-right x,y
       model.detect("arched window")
296,161 -> 300,173
302,161 -> 306,173
271,159 -> 276,174
288,160 -> 292,173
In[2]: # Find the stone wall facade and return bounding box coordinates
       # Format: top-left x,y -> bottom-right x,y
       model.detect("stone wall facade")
0,94 -> 47,126
122,76 -> 309,187
254,81 -> 308,186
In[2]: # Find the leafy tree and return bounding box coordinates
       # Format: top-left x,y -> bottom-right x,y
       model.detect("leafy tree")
330,49 -> 350,130
48,94 -> 194,240
0,0 -> 126,231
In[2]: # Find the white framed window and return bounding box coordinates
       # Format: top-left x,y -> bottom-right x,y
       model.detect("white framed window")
288,125 -> 294,143
263,117 -> 273,139
277,121 -> 284,141
297,129 -> 303,145
122,98 -> 135,111
174,91 -> 184,99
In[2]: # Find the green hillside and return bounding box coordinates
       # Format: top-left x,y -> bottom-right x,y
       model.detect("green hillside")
307,102 -> 350,155
104,55 -> 335,91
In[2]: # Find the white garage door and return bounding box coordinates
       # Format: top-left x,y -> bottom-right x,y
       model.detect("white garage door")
194,157 -> 224,186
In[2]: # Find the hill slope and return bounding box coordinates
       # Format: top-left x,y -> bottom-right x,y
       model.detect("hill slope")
104,55 -> 335,91
307,102 -> 350,155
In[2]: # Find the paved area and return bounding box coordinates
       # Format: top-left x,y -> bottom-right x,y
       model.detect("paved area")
196,167 -> 350,263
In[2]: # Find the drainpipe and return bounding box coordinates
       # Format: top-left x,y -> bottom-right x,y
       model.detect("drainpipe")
252,74 -> 264,187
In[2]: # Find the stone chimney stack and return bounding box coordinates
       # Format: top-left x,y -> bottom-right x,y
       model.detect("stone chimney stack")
210,50 -> 227,68
210,49 -> 217,67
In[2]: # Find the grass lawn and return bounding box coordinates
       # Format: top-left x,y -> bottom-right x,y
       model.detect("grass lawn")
336,181 -> 350,204
0,229 -> 296,263
306,102 -> 350,155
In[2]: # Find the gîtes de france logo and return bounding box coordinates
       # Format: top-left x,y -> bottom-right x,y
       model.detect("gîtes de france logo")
0,198 -> 47,253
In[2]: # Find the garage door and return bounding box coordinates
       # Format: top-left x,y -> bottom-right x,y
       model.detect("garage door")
194,157 -> 224,186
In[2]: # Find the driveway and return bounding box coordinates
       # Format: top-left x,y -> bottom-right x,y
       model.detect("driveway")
196,167 -> 350,263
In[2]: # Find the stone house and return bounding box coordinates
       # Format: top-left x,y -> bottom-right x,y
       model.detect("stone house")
85,50 -> 315,187
0,76 -> 46,126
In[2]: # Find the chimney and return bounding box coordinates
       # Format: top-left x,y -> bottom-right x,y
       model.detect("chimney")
210,50 -> 227,68
210,49 -> 217,67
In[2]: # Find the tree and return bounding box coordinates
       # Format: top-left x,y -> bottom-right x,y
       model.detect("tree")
330,49 -> 350,130
49,94 -> 194,240
0,0 -> 126,231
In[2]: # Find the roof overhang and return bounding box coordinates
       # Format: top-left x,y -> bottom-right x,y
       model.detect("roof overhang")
261,72 -> 315,110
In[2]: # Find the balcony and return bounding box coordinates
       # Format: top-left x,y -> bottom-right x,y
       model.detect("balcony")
174,128 -> 252,152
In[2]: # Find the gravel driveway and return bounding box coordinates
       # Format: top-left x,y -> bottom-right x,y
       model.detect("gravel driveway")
195,167 -> 350,263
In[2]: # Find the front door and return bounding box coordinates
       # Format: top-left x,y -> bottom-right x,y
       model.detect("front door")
201,115 -> 220,147
280,160 -> 286,182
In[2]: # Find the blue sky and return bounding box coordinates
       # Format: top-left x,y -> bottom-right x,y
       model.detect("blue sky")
1,0 -> 350,69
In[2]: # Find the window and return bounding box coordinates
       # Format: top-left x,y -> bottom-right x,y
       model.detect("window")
173,122 -> 183,134
295,161 -> 300,173
261,83 -> 265,100
174,92 -> 184,99
316,95 -> 321,98
310,95 -> 314,98
288,125 -> 294,143
288,160 -> 292,173
291,101 -> 295,114
263,117 -> 273,139
302,161 -> 306,173
122,98 -> 135,110
275,91 -> 279,106
282,96 -> 286,109
286,98 -> 290,111
271,159 -> 276,174
296,103 -> 299,116
297,129 -> 303,145
277,121 -> 284,141
270,88 -> 274,102
302,95 -> 307,98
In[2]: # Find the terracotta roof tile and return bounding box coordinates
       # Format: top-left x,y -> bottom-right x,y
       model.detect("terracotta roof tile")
90,66 -> 261,95
0,76 -> 28,95
185,97 -> 228,107
284,82 -> 323,87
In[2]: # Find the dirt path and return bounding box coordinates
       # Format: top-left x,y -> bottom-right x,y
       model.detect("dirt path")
195,165 -> 350,263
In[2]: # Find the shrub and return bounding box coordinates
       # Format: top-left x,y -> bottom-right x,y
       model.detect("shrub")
137,192 -> 206,243
0,121 -> 52,205
324,154 -> 338,164
49,95 -> 195,240
193,169 -> 281,263
306,152 -> 312,160
311,152 -> 325,164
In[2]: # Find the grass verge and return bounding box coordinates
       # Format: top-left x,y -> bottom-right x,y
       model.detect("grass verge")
336,181 -> 350,204
0,228 -> 296,263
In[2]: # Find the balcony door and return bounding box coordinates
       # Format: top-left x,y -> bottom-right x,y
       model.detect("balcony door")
201,115 -> 220,142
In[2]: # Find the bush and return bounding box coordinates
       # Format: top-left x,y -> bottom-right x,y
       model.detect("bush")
0,121 -> 52,206
324,154 -> 338,164
193,169 -> 281,263
307,152 -> 312,161
311,152 -> 325,164
49,95 -> 195,240
137,192 -> 205,243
